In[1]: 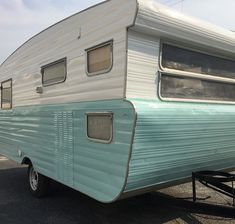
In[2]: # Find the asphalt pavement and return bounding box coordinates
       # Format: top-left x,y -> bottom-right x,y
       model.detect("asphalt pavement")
0,155 -> 234,224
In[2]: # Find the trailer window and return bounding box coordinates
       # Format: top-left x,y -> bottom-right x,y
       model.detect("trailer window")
86,41 -> 113,75
1,79 -> 12,110
162,44 -> 235,79
86,113 -> 113,143
160,74 -> 235,102
41,58 -> 66,86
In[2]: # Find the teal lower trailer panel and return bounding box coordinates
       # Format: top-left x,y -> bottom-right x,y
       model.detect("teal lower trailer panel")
2,98 -> 235,202
124,99 -> 235,194
0,100 -> 136,202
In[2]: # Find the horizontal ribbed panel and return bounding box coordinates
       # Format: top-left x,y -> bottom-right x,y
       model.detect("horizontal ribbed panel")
136,0 -> 235,56
0,100 -> 135,202
125,99 -> 235,192
126,30 -> 159,99
0,0 -> 137,107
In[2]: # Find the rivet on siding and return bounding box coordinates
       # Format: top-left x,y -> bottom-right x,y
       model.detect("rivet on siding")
36,86 -> 43,94
18,150 -> 22,157
78,27 -> 81,39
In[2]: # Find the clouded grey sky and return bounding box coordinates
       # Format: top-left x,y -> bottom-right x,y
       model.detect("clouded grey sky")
0,0 -> 235,64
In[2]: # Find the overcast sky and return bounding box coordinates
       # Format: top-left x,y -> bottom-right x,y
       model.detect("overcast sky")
0,0 -> 235,64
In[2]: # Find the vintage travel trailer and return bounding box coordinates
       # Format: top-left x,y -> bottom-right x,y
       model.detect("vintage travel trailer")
1,0 -> 235,203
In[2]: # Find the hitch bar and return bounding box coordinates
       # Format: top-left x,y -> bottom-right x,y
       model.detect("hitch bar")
192,170 -> 235,206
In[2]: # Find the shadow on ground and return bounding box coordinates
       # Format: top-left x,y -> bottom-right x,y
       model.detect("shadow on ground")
0,166 -> 204,224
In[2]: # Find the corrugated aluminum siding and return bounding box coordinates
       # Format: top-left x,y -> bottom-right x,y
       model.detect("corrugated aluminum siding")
135,0 -> 235,55
126,30 -> 159,99
124,0 -> 235,194
0,0 -> 137,107
125,99 -> 235,192
0,100 -> 136,202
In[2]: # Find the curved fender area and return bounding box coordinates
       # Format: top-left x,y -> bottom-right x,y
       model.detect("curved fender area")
0,100 -> 136,203
124,99 -> 235,196
72,100 -> 137,202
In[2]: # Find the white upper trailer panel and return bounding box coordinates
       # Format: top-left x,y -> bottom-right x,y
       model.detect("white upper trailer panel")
126,0 -> 235,99
135,0 -> 235,55
1,0 -> 235,107
0,0 -> 137,107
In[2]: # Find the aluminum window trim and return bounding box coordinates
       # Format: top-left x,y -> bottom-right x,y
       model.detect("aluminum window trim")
160,68 -> 235,84
159,41 -> 235,83
41,57 -> 67,87
1,78 -> 12,110
85,40 -> 113,77
159,40 -> 235,67
158,72 -> 235,105
85,112 -> 113,144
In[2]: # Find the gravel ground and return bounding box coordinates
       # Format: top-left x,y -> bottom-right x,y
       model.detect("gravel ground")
0,155 -> 234,224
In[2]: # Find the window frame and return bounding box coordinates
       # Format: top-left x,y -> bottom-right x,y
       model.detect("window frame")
86,40 -> 113,76
1,78 -> 13,110
41,57 -> 67,87
86,112 -> 113,144
158,72 -> 235,105
158,41 -> 235,104
159,40 -> 235,83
